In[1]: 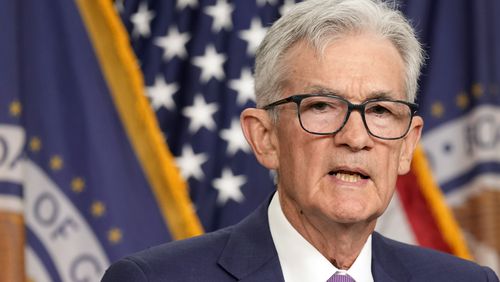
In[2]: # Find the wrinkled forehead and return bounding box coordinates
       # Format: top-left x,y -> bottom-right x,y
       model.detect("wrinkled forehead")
279,35 -> 406,101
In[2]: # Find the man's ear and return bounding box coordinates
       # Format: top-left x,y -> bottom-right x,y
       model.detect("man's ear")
240,108 -> 279,170
398,116 -> 423,175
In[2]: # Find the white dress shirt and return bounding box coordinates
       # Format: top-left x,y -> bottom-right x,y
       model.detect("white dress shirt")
268,193 -> 374,282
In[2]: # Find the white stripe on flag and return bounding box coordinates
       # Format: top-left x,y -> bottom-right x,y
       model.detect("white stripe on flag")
0,194 -> 23,213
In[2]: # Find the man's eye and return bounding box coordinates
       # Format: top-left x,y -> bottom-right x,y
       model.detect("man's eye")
368,105 -> 391,115
310,102 -> 329,111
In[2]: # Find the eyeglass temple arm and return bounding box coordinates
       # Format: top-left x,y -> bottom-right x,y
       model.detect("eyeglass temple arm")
262,96 -> 297,110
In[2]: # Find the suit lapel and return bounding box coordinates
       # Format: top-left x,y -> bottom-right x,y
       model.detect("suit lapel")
218,198 -> 413,282
372,232 -> 412,282
217,194 -> 285,281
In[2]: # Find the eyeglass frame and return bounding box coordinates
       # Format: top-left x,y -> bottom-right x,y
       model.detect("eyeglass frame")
262,93 -> 419,140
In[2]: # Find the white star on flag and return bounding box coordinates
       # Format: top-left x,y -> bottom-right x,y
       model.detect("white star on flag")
130,1 -> 155,38
192,45 -> 227,83
182,94 -> 219,134
176,145 -> 208,181
220,119 -> 250,156
176,0 -> 198,10
212,168 -> 246,205
280,0 -> 296,15
204,0 -> 234,32
239,18 -> 268,55
256,0 -> 278,7
154,26 -> 190,60
146,76 -> 178,111
229,68 -> 255,106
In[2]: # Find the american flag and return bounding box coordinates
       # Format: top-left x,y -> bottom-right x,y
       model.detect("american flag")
116,0 -> 300,231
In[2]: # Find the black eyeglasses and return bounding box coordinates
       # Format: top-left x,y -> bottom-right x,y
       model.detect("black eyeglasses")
262,94 -> 418,140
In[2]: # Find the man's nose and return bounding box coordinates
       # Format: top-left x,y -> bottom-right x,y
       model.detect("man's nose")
333,111 -> 374,151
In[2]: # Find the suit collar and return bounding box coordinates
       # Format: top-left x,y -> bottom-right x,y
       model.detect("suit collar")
217,196 -> 412,282
217,194 -> 284,281
372,232 -> 412,282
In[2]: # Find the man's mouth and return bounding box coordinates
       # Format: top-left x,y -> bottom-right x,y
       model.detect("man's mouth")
328,170 -> 369,183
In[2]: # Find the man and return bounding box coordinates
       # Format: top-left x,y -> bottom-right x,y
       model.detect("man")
102,0 -> 499,281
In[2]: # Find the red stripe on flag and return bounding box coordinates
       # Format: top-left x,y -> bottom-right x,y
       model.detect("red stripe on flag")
396,170 -> 452,253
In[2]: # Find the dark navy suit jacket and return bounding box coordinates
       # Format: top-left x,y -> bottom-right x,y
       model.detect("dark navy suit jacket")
102,197 -> 499,281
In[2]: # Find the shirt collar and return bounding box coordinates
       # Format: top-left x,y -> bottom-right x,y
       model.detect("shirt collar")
268,192 -> 374,282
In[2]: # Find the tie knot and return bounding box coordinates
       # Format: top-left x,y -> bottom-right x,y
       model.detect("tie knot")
326,272 -> 356,282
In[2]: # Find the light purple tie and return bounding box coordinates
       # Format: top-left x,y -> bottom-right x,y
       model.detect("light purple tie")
326,273 -> 356,282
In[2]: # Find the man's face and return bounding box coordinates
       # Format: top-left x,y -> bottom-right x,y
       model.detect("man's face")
273,34 -> 422,226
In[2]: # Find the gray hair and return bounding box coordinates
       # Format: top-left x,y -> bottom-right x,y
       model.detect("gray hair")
254,0 -> 424,109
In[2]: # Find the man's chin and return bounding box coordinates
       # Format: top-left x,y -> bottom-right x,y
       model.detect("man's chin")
326,205 -> 381,226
